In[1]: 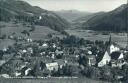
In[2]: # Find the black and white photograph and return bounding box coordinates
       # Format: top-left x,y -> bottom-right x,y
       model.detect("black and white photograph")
0,0 -> 128,83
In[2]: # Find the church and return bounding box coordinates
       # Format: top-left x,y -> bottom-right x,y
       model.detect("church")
97,35 -> 124,67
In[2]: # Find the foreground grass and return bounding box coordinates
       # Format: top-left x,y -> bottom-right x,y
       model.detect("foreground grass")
0,78 -> 110,83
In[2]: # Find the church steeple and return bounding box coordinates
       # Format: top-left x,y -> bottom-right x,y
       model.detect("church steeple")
108,34 -> 111,45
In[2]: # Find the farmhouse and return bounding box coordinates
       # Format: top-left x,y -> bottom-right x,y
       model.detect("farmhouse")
87,55 -> 96,66
46,62 -> 58,71
110,51 -> 125,68
25,68 -> 31,76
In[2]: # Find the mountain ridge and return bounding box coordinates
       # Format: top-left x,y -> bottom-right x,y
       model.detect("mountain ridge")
80,4 -> 128,32
54,10 -> 91,22
0,0 -> 71,33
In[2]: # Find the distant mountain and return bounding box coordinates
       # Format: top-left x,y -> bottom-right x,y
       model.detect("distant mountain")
81,4 -> 128,32
73,12 -> 105,24
54,10 -> 91,22
0,0 -> 70,32
73,12 -> 105,28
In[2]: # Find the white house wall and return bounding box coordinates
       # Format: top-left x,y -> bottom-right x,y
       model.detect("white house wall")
98,51 -> 111,67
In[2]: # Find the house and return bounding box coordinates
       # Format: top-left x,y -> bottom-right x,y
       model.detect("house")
53,43 -> 56,48
88,50 -> 92,55
46,62 -> 58,71
110,51 -> 125,68
39,16 -> 42,20
3,47 -> 8,52
42,43 -> 48,47
109,44 -> 120,54
27,47 -> 33,54
110,51 -> 124,60
5,59 -> 25,72
98,51 -> 111,67
0,74 -> 9,78
40,43 -> 49,49
15,72 -> 21,77
2,53 -> 14,60
87,55 -> 96,66
22,49 -> 27,53
110,60 -> 126,68
0,60 -> 6,66
51,54 -> 55,59
28,38 -> 32,42
55,59 -> 65,69
55,50 -> 63,55
25,68 -> 31,76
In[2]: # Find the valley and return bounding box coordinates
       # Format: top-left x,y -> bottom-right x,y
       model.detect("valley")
0,0 -> 128,83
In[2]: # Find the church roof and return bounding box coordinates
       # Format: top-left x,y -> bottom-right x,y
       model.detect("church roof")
110,51 -> 124,60
96,51 -> 106,63
110,51 -> 121,60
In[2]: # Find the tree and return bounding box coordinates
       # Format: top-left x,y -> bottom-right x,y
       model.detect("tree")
78,55 -> 88,67
21,30 -> 30,36
47,34 -> 52,38
100,66 -> 113,81
79,38 -> 85,45
40,61 -> 46,70
0,50 -> 3,60
90,46 -> 98,55
29,24 -> 35,32
0,34 -> 6,39
62,64 -> 74,76
81,66 -> 101,79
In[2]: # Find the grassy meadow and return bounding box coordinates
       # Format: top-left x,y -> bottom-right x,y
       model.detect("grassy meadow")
0,22 -> 64,50
66,29 -> 127,48
0,78 -> 111,83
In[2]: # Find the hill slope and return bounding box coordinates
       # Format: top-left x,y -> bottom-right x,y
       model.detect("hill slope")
0,0 -> 70,32
73,12 -> 105,24
73,12 -> 105,28
54,10 -> 91,22
81,4 -> 128,32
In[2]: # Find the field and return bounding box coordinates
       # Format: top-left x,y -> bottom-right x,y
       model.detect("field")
0,22 -> 64,50
0,39 -> 15,50
0,78 -> 110,83
0,22 -> 63,40
29,26 -> 64,40
66,29 -> 127,48
0,21 -> 127,49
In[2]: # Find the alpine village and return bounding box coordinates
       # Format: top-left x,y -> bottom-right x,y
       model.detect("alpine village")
1,0 -> 128,83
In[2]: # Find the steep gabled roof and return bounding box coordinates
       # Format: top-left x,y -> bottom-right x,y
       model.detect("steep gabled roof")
97,35 -> 121,63
110,51 -> 123,60
96,51 -> 106,63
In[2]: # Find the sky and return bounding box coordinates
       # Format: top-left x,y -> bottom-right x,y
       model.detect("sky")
23,0 -> 127,13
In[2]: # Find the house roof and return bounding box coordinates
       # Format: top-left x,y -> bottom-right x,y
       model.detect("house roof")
87,55 -> 96,59
97,51 -> 105,63
110,51 -> 122,60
